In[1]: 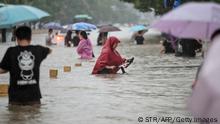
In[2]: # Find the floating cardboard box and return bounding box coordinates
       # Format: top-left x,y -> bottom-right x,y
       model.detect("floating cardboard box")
89,60 -> 95,62
49,69 -> 58,78
0,84 -> 8,96
75,63 -> 82,67
64,66 -> 71,72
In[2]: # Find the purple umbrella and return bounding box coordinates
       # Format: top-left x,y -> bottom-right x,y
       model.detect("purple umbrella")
151,2 -> 220,41
43,22 -> 63,30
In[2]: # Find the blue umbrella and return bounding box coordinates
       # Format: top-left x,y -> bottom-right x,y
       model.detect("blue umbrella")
72,22 -> 96,31
0,4 -> 49,28
130,25 -> 148,32
43,22 -> 63,30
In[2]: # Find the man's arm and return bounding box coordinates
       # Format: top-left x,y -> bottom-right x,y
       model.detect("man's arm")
42,46 -> 52,54
49,48 -> 52,54
39,46 -> 52,61
0,68 -> 8,74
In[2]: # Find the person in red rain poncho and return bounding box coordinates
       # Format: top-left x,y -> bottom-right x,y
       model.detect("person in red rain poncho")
92,36 -> 126,74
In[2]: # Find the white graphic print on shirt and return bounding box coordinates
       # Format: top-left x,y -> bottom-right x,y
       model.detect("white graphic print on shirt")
17,50 -> 37,85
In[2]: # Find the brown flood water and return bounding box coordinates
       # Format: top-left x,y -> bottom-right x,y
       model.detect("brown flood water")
0,31 -> 202,124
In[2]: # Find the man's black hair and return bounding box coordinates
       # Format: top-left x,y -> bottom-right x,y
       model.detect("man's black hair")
138,30 -> 143,34
15,26 -> 32,41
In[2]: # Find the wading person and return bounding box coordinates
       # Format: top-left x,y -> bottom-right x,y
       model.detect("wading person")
135,30 -> 144,45
0,26 -> 51,105
160,39 -> 175,55
45,28 -> 54,46
77,31 -> 94,60
189,29 -> 220,121
64,30 -> 72,47
72,30 -> 80,47
97,32 -> 108,46
92,36 -> 131,74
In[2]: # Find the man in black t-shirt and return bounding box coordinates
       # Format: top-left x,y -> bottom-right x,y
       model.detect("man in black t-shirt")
0,26 -> 51,105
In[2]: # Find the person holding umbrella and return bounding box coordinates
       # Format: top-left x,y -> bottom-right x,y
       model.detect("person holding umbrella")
97,25 -> 121,46
149,1 -> 220,120
130,25 -> 147,45
45,29 -> 54,46
135,30 -> 145,45
64,30 -> 72,47
97,32 -> 108,46
72,30 -> 80,47
189,29 -> 220,121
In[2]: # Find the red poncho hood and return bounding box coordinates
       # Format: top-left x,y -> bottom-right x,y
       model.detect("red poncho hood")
92,36 -> 125,74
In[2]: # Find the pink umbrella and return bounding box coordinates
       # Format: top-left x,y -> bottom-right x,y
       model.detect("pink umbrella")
151,2 -> 220,41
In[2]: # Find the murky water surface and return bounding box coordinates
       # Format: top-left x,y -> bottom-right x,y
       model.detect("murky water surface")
0,30 -> 202,124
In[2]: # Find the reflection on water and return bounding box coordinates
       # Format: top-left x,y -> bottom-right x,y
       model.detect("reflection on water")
6,105 -> 41,124
0,33 -> 202,124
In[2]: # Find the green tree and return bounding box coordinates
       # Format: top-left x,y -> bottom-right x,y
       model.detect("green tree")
1,0 -> 34,4
121,0 -> 220,15
0,0 -> 140,24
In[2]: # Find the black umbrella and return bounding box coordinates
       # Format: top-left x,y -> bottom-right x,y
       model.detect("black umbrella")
99,25 -> 121,32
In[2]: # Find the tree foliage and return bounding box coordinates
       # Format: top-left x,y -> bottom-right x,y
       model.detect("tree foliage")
121,0 -> 220,14
0,0 -> 140,24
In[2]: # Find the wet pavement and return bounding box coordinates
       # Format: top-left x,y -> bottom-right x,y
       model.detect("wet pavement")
0,29 -> 202,124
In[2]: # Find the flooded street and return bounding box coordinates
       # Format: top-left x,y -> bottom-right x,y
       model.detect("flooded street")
0,29 -> 202,124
